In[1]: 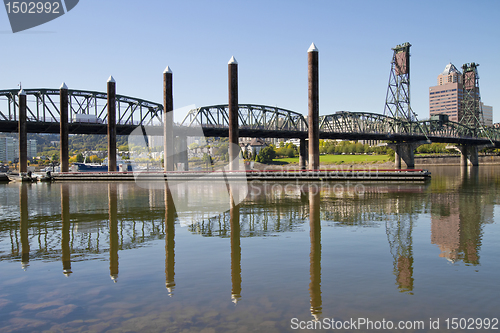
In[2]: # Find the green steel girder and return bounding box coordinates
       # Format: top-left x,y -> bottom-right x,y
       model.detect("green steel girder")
0,88 -> 163,127
180,104 -> 308,132
319,111 -> 500,142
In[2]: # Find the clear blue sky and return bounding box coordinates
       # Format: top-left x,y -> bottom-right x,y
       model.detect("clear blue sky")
1,0 -> 499,122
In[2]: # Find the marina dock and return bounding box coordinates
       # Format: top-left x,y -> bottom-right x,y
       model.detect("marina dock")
49,169 -> 431,182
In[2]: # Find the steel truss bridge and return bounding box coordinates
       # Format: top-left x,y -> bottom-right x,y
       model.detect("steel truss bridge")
1,89 -> 500,146
181,105 -> 500,146
0,88 -> 163,135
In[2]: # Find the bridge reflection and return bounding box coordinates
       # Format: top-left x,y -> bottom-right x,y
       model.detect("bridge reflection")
1,177 -> 496,319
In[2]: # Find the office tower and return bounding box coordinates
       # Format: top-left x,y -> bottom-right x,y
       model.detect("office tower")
429,63 -> 463,122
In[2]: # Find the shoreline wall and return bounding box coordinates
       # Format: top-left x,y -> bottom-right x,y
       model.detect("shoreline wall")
415,154 -> 500,165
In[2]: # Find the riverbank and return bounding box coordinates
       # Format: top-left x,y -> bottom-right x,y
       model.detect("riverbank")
270,153 -> 500,169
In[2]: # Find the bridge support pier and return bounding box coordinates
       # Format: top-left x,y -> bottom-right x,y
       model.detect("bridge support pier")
228,56 -> 239,171
60,83 -> 69,172
455,145 -> 479,166
177,135 -> 189,171
299,138 -> 307,170
18,89 -> 27,173
107,76 -> 117,172
388,142 -> 422,169
308,43 -> 319,170
163,67 -> 174,172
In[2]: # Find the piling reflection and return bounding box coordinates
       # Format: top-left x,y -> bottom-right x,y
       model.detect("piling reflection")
108,183 -> 119,282
230,189 -> 242,304
19,183 -> 29,270
0,174 -> 498,302
61,183 -> 72,276
164,184 -> 176,296
308,185 -> 322,320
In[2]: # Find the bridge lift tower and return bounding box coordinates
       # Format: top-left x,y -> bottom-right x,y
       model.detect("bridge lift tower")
384,42 -> 418,122
460,63 -> 483,129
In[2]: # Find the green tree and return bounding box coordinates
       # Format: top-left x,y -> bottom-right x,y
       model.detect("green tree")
256,146 -> 276,163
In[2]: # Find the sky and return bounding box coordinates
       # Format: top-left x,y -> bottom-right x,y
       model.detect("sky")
1,0 -> 499,123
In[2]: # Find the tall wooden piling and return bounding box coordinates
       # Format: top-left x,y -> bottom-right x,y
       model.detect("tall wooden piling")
60,83 -> 69,172
107,76 -> 117,172
308,43 -> 320,170
228,56 -> 239,171
18,89 -> 27,173
163,66 -> 174,172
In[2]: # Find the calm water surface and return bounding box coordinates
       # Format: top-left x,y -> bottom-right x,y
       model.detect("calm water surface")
0,166 -> 499,332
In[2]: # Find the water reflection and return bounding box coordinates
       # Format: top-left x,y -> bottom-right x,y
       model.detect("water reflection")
61,183 -> 72,276
431,166 -> 486,265
109,183 -> 119,282
230,189 -> 242,304
165,184 -> 176,296
0,169 -> 498,328
308,186 -> 322,320
20,183 -> 29,270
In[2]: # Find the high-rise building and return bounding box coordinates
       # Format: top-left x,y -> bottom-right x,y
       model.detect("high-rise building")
0,137 -> 17,163
429,63 -> 492,126
28,139 -> 37,159
429,63 -> 463,122
480,102 -> 493,127
0,137 -> 37,162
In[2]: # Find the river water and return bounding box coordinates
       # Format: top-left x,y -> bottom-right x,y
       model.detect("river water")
0,166 -> 499,332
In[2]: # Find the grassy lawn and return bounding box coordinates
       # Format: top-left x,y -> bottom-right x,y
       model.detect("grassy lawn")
274,154 -> 390,164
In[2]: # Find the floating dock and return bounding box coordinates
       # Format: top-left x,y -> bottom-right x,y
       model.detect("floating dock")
50,169 -> 431,182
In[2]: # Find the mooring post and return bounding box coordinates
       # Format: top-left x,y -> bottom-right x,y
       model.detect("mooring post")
60,83 -> 69,172
308,43 -> 320,170
107,76 -> 117,172
163,66 -> 174,172
228,56 -> 239,171
18,89 -> 27,173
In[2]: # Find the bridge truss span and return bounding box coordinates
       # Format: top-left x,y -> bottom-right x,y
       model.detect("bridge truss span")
180,104 -> 308,138
319,111 -> 500,145
0,88 -> 163,133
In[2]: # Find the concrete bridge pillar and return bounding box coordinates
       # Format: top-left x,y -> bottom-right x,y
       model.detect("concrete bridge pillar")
18,89 -> 27,173
177,135 -> 189,171
456,145 -> 479,166
228,56 -> 239,171
388,142 -> 422,169
60,83 -> 69,172
107,76 -> 117,172
163,66 -> 174,172
308,43 -> 320,170
299,138 -> 307,170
